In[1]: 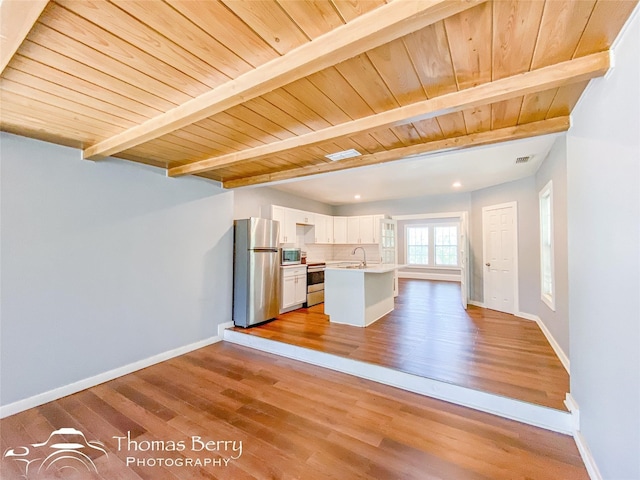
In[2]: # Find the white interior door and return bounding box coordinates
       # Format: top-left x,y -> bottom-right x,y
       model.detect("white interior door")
460,212 -> 469,309
482,203 -> 518,314
379,219 -> 399,297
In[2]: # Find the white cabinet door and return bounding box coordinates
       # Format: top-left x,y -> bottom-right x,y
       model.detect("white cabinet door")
314,214 -> 326,243
333,217 -> 347,243
346,215 -> 378,244
294,273 -> 307,304
281,275 -> 297,308
281,208 -> 297,244
359,215 -> 375,244
313,214 -> 334,244
325,215 -> 334,244
371,214 -> 384,244
347,216 -> 360,243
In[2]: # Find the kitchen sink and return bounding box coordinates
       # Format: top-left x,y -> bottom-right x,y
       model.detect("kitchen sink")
342,264 -> 366,269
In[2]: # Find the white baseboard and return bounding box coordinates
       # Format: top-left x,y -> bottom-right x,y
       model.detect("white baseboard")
574,430 -> 603,480
399,271 -> 461,282
468,300 -> 485,308
564,393 -> 580,431
224,330 -> 574,434
515,311 -> 570,374
515,311 -> 539,322
217,321 -> 234,338
0,333 -> 224,419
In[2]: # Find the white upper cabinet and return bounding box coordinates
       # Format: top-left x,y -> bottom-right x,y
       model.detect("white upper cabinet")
291,209 -> 314,226
333,217 -> 348,244
314,214 -> 333,244
347,215 -> 383,244
269,206 -> 383,245
269,205 -> 296,244
372,214 -> 384,244
347,216 -> 360,243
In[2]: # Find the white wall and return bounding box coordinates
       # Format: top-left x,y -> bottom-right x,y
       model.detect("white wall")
233,185 -> 334,219
470,177 -> 539,313
535,137 -> 570,358
566,9 -> 640,479
0,133 -> 234,407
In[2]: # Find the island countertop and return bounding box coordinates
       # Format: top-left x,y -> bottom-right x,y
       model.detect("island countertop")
325,263 -> 405,274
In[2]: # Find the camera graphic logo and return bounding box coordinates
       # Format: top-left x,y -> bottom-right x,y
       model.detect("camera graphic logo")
3,427 -> 108,479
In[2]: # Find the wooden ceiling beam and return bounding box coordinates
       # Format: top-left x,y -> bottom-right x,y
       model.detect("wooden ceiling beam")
0,0 -> 49,74
168,51 -> 609,178
222,116 -> 571,189
83,0 -> 485,160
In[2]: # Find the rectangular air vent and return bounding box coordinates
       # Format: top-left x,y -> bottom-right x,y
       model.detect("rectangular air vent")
515,155 -> 531,164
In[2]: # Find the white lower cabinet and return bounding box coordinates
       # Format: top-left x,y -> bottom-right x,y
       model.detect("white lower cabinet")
280,266 -> 307,311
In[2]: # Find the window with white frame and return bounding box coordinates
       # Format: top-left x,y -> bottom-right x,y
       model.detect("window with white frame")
434,225 -> 458,265
539,181 -> 555,310
406,226 -> 430,265
405,223 -> 459,267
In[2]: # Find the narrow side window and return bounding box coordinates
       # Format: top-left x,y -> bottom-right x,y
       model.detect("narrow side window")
539,181 -> 555,310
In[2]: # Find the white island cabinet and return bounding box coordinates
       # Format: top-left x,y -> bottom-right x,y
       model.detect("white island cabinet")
324,264 -> 404,327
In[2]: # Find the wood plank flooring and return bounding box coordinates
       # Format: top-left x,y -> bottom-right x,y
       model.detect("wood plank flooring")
0,342 -> 587,479
234,279 -> 570,411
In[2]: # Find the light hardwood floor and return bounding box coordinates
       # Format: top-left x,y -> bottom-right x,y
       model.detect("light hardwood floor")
234,279 -> 570,411
0,342 -> 587,479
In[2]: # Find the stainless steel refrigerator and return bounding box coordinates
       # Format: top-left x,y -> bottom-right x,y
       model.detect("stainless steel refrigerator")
233,218 -> 280,327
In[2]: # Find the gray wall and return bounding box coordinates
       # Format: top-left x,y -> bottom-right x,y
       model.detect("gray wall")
0,133 -> 234,406
566,9 -> 639,479
233,185 -> 334,219
334,192 -> 470,217
469,177 -> 539,313
535,137 -> 570,357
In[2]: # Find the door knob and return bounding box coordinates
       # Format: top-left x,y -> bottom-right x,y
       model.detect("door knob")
485,262 -> 491,267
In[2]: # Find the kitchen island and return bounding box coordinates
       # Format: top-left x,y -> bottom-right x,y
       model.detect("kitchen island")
324,264 -> 404,327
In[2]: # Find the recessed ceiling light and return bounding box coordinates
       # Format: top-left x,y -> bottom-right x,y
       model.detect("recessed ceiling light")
452,181 -> 462,188
325,149 -> 361,161
354,194 -> 361,200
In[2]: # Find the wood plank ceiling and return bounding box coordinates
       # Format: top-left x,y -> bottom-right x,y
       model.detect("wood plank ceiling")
1,0 -> 637,188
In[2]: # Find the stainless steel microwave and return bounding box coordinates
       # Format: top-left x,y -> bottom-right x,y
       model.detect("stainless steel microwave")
281,248 -> 301,265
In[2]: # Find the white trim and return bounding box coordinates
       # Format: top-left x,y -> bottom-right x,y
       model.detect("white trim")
515,311 -> 570,374
514,311 -> 539,322
392,211 -> 466,221
564,394 -> 603,480
399,271 -> 460,282
0,334 -> 224,419
402,265 -> 461,271
469,300 -> 486,308
536,315 -> 570,373
482,201 -> 519,314
564,393 -> 580,431
224,330 -> 574,434
574,431 -> 603,480
218,321 -> 234,338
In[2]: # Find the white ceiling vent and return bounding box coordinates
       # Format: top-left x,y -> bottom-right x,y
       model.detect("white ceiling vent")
515,155 -> 532,164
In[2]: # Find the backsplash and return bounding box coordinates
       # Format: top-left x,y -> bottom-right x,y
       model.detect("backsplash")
333,244 -> 381,263
303,243 -> 380,263
305,244 -> 333,262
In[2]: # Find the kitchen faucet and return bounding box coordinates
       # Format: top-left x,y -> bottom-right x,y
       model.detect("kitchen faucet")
351,246 -> 367,267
